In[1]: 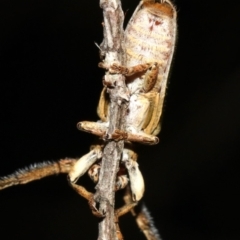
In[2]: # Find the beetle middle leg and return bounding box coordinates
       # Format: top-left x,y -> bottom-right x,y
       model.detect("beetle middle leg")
100,62 -> 159,93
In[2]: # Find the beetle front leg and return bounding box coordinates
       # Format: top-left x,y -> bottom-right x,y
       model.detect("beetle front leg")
122,149 -> 145,202
87,147 -> 144,201
68,145 -> 103,183
68,145 -> 105,218
88,163 -> 129,191
70,182 -> 104,218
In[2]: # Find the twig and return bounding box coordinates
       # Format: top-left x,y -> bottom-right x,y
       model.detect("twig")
94,0 -> 128,239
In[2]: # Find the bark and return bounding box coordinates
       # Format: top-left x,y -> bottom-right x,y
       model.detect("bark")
95,0 -> 128,239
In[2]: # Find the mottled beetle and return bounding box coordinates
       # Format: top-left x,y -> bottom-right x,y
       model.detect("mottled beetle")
0,1 -> 177,239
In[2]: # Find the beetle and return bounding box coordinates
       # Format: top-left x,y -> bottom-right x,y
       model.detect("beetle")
0,1 -> 177,239
76,0 -> 177,201
79,0 -> 177,146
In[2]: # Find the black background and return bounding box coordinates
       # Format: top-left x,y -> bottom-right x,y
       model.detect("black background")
0,0 -> 239,239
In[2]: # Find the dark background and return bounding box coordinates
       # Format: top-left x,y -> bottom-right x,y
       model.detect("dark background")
0,0 -> 239,239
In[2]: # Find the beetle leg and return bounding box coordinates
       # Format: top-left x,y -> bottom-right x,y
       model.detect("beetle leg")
88,164 -> 101,183
70,182 -> 104,218
68,145 -> 104,218
113,191 -> 137,240
88,163 -> 129,191
122,148 -> 145,202
77,120 -> 158,145
97,87 -> 109,122
108,62 -> 153,76
110,93 -> 159,145
114,214 -> 124,240
115,201 -> 137,219
118,130 -> 159,145
115,175 -> 129,191
68,145 -> 103,183
77,121 -> 108,137
107,62 -> 159,93
0,158 -> 77,190
144,91 -> 162,136
123,188 -> 161,240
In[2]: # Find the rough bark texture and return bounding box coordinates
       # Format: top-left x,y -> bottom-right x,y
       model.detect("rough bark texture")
95,0 -> 128,239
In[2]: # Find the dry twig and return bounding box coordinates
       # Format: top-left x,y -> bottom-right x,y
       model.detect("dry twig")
94,0 -> 128,239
